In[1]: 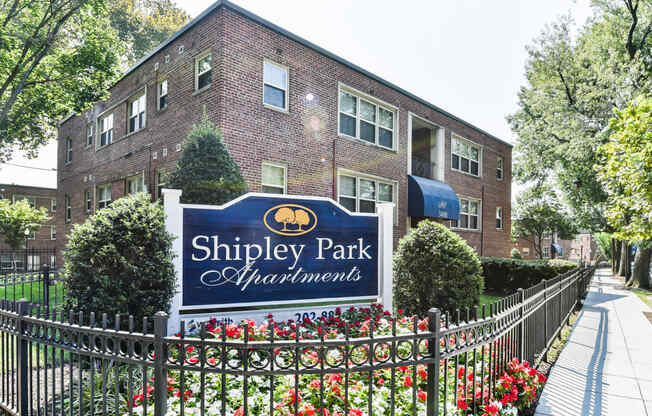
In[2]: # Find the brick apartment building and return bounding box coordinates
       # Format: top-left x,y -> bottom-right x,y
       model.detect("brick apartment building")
0,184 -> 58,270
513,232 -> 598,263
56,0 -> 512,256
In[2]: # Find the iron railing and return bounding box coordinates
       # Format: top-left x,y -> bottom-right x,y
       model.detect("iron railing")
0,249 -> 57,274
0,266 -> 61,308
0,266 -> 595,415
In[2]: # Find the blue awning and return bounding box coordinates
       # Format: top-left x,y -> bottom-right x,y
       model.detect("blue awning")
552,243 -> 563,255
408,175 -> 459,220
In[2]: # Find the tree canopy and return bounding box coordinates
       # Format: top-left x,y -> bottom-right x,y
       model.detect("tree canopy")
0,199 -> 49,249
167,118 -> 247,205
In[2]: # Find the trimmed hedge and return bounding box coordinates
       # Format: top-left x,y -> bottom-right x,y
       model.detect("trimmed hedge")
481,257 -> 578,294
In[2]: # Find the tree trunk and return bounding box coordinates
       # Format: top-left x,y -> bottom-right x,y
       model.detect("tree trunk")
629,247 -> 651,289
613,239 -> 621,273
618,240 -> 628,278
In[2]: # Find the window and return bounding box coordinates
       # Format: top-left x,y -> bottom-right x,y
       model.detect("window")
496,206 -> 503,230
65,138 -> 72,163
50,255 -> 56,268
51,198 -> 56,212
338,88 -> 396,150
128,92 -> 146,133
97,185 -> 112,209
99,113 -> 114,147
51,225 -> 56,240
158,79 -> 168,110
157,170 -> 167,200
338,173 -> 394,214
195,52 -> 212,91
451,136 -> 481,176
86,124 -> 94,147
65,194 -> 71,223
451,197 -> 481,230
85,190 -> 92,213
27,255 -> 40,272
263,60 -> 288,110
543,247 -> 550,258
15,196 -> 36,209
126,175 -> 144,195
261,163 -> 286,194
523,247 -> 530,256
496,156 -> 504,180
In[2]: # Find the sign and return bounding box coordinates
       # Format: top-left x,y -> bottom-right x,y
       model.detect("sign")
163,191 -> 394,332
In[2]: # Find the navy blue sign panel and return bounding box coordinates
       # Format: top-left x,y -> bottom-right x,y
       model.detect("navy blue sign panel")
181,195 -> 379,309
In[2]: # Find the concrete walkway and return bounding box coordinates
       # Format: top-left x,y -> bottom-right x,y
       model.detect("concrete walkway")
535,268 -> 652,416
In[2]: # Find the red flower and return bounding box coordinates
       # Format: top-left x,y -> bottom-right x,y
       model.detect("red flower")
417,388 -> 427,402
348,409 -> 363,416
457,400 -> 469,410
403,375 -> 413,387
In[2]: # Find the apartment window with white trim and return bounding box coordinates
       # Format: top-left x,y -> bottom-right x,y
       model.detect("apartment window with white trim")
99,113 -> 114,147
157,170 -> 167,200
51,225 -> 56,240
261,163 -> 286,194
85,190 -> 92,214
338,88 -> 396,150
496,206 -> 503,230
65,138 -> 72,164
158,79 -> 168,110
338,173 -> 395,214
543,247 -> 550,258
15,196 -> 36,209
451,197 -> 481,230
496,156 -> 504,180
126,175 -> 144,195
86,125 -> 94,147
97,185 -> 112,209
263,60 -> 288,111
195,52 -> 212,91
65,195 -> 71,223
51,198 -> 56,212
451,136 -> 481,177
128,92 -> 146,133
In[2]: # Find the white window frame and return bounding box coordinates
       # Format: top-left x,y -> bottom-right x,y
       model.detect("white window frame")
50,198 -> 56,212
128,91 -> 146,133
336,169 -> 397,219
65,138 -> 72,164
337,84 -> 398,151
86,124 -> 94,147
65,194 -> 71,223
98,113 -> 114,148
451,135 -> 482,177
194,51 -> 212,91
126,174 -> 145,195
451,196 -> 482,231
50,225 -> 56,240
543,247 -> 550,258
263,59 -> 289,112
496,206 -> 503,230
496,156 -> 504,181
158,78 -> 168,110
156,170 -> 167,200
261,162 -> 287,194
14,195 -> 36,209
85,189 -> 92,214
97,185 -> 112,209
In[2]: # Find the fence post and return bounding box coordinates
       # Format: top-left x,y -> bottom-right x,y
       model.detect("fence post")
518,288 -> 525,360
558,278 -> 563,340
153,312 -> 168,416
16,299 -> 32,416
543,280 -> 548,345
42,264 -> 50,307
427,308 -> 441,416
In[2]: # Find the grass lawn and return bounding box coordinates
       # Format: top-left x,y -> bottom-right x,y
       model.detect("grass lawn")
632,288 -> 652,310
0,280 -> 65,308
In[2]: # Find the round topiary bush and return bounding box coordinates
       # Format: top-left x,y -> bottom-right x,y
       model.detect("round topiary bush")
63,193 -> 176,329
393,220 -> 483,317
510,248 -> 523,259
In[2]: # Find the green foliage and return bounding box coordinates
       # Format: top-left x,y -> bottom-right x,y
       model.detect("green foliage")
513,185 -> 577,258
596,96 -> 652,243
595,232 -> 613,260
63,193 -> 175,327
0,199 -> 49,249
393,220 -> 483,316
108,0 -> 190,67
508,2 -> 652,231
0,0 -> 122,162
510,248 -> 523,259
480,257 -> 578,294
167,118 -> 247,205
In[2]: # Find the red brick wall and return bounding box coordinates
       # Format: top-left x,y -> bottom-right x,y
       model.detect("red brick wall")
57,5 -> 513,258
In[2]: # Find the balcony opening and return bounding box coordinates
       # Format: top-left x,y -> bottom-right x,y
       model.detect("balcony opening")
410,116 -> 443,181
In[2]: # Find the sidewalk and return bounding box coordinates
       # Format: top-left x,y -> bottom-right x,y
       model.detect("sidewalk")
535,268 -> 652,416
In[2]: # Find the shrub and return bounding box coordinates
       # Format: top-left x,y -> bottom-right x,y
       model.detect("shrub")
393,220 -> 483,317
510,248 -> 522,259
63,193 -> 175,328
481,257 -> 578,294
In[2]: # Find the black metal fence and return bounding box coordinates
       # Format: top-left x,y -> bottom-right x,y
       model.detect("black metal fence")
0,266 -> 61,308
0,266 -> 595,416
0,249 -> 57,274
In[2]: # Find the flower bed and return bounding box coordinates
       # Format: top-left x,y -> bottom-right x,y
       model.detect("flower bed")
125,305 -> 547,416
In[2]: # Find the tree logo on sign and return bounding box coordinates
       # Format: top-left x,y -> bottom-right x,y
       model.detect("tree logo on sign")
264,204 -> 317,236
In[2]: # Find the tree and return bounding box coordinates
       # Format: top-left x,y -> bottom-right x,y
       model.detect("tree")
393,220 -> 483,317
508,1 -> 652,234
63,193 -> 175,328
512,186 -> 578,259
108,0 -> 190,67
596,96 -> 652,288
0,0 -> 122,162
167,117 -> 247,205
595,232 -> 613,262
0,199 -> 49,249
294,209 -> 309,230
275,207 -> 295,231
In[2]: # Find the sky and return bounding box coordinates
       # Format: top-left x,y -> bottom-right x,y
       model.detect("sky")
0,0 -> 594,189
